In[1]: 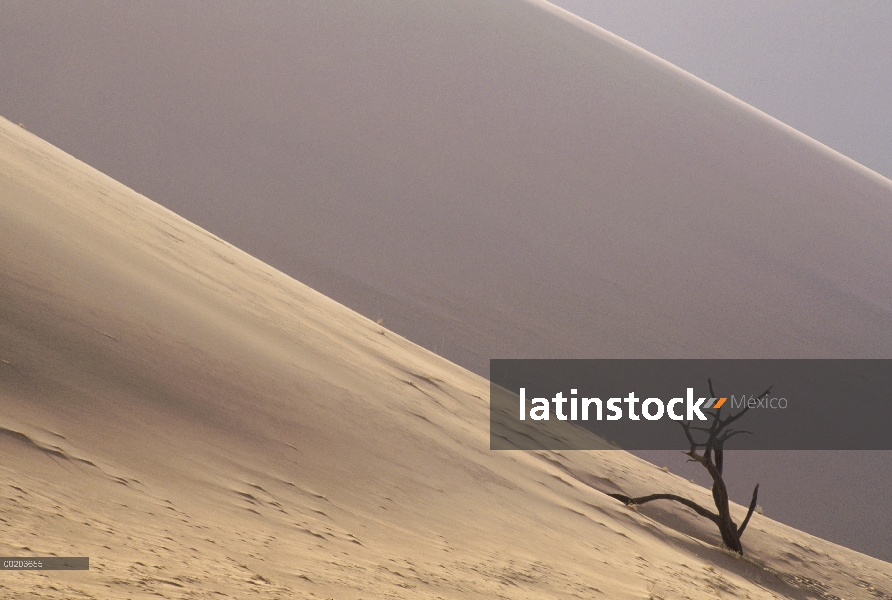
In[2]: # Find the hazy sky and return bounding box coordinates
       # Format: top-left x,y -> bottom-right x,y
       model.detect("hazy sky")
1,0 -> 890,562
551,0 -> 892,180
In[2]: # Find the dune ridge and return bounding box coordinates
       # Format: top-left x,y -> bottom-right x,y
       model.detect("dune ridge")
3,0 -> 892,556
537,0 -> 892,188
2,116 -> 891,598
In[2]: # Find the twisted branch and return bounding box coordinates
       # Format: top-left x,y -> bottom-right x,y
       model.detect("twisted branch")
606,493 -> 720,525
737,483 -> 760,537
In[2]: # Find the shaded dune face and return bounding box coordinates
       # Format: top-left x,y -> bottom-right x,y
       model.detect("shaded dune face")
2,1 -> 891,373
1,119 -> 892,598
1,1 -> 892,597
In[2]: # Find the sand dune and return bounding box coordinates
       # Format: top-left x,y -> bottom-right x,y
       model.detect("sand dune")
2,116 -> 891,598
3,0 -> 892,559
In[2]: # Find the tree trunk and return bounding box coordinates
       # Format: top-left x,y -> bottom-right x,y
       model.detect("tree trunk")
711,478 -> 743,553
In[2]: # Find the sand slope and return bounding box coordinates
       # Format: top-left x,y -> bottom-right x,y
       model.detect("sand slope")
3,0 -> 892,559
1,118 -> 891,599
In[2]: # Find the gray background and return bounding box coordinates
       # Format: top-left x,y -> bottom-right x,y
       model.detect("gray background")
491,359 -> 892,450
549,0 -> 892,563
551,0 -> 892,180
547,0 -> 892,562
1,1 -> 890,561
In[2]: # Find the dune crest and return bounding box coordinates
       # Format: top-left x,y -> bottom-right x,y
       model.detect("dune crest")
1,116 -> 891,598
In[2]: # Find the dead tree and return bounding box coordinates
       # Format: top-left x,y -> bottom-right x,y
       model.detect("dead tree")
608,379 -> 770,554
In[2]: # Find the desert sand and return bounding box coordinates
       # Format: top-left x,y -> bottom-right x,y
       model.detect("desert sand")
3,0 -> 892,559
2,115 -> 891,598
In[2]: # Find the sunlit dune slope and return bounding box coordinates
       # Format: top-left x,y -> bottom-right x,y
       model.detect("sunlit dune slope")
1,118 -> 891,599
4,0 -> 892,561
4,1 -> 892,372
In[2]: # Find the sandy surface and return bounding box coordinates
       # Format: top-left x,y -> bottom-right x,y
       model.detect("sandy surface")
3,0 -> 892,560
1,117 -> 891,599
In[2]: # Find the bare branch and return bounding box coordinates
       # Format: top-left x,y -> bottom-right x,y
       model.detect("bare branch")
686,449 -> 722,482
718,430 -> 753,443
756,386 -> 773,400
716,406 -> 750,430
625,379 -> 771,555
737,484 -> 760,537
689,425 -> 715,433
679,421 -> 697,449
607,493 -> 721,525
